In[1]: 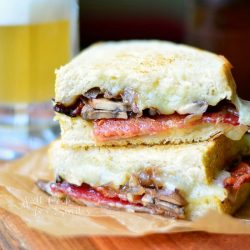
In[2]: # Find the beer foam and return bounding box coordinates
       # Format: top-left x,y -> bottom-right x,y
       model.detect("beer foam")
0,0 -> 75,25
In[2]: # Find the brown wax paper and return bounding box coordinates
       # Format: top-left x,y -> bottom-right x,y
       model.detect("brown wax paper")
1,146 -> 250,236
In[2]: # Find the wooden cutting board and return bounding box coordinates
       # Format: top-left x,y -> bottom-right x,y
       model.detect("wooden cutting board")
1,160 -> 250,250
1,208 -> 250,250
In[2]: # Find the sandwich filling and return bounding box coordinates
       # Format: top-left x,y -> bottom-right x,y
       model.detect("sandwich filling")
224,161 -> 250,190
93,112 -> 239,142
54,88 -> 248,142
37,175 -> 186,219
38,168 -> 188,218
37,161 -> 250,219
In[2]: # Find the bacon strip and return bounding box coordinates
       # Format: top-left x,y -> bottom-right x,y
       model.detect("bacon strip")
50,182 -> 138,207
224,162 -> 250,190
94,112 -> 239,141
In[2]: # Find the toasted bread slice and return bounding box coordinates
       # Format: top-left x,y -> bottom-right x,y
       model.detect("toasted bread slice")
49,136 -> 249,189
48,136 -> 250,219
55,40 -> 250,125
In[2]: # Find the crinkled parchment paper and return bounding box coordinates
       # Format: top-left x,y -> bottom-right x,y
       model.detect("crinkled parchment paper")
1,146 -> 250,236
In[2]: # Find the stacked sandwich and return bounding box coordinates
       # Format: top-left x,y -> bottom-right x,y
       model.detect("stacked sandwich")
38,40 -> 250,219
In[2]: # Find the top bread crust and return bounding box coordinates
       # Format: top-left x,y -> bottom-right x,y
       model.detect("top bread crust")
55,40 -> 250,125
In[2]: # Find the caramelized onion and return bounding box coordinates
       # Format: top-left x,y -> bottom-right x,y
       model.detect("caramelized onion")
224,125 -> 248,140
183,114 -> 202,125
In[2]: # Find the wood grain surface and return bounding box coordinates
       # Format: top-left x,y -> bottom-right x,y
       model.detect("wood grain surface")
1,207 -> 250,250
1,162 -> 250,250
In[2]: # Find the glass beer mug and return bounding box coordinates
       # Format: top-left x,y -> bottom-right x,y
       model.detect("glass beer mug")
0,0 -> 79,160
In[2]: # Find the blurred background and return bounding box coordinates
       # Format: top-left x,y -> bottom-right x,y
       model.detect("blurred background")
79,0 -> 250,99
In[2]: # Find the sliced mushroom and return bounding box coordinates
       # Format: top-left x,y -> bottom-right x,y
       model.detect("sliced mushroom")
141,193 -> 154,205
104,90 -> 116,99
86,110 -> 127,120
89,98 -> 130,112
148,108 -> 158,116
71,101 -> 85,117
163,207 -> 185,219
127,186 -> 145,195
81,105 -> 94,119
122,88 -> 140,113
129,175 -> 140,187
81,105 -> 128,120
154,199 -> 184,214
144,188 -> 157,197
177,101 -> 208,115
83,87 -> 101,99
138,169 -> 163,188
157,189 -> 187,206
36,180 -> 54,196
154,199 -> 185,218
56,175 -> 64,183
138,171 -> 152,187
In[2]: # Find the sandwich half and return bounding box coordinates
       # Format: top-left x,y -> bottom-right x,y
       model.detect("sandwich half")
54,40 -> 250,147
38,40 -> 250,220
38,135 -> 250,219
